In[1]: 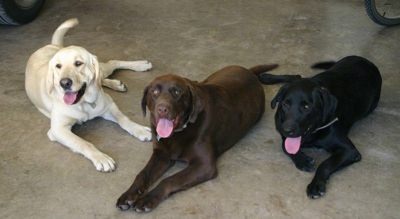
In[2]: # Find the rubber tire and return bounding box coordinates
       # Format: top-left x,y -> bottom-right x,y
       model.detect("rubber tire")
0,0 -> 45,25
365,0 -> 400,26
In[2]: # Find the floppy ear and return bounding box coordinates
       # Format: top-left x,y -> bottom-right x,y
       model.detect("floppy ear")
187,81 -> 204,123
141,86 -> 149,117
313,87 -> 338,122
271,84 -> 289,109
88,54 -> 101,88
46,57 -> 56,94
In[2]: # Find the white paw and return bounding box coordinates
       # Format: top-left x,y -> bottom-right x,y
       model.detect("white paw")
131,125 -> 152,141
103,79 -> 127,92
113,80 -> 127,92
89,151 -> 116,172
133,60 -> 152,72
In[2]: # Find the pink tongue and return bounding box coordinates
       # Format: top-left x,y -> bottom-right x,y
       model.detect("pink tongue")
285,137 -> 302,154
63,92 -> 78,105
156,118 -> 174,138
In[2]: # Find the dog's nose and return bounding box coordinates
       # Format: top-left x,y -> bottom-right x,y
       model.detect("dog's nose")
157,104 -> 169,117
60,78 -> 73,90
282,124 -> 296,136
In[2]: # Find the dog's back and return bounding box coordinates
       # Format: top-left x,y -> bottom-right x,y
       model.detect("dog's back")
200,66 -> 265,154
313,56 -> 382,123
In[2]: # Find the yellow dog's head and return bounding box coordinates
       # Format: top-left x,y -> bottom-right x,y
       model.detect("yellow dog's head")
47,46 -> 101,105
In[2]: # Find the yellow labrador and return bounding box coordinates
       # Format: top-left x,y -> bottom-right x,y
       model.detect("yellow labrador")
25,18 -> 152,172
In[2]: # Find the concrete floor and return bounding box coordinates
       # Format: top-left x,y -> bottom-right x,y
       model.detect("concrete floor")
1,0 -> 399,218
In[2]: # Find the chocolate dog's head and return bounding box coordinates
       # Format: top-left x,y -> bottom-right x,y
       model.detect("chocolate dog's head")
271,79 -> 337,154
141,74 -> 204,138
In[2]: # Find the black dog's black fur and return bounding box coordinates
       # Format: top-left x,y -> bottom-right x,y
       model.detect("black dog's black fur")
265,56 -> 382,198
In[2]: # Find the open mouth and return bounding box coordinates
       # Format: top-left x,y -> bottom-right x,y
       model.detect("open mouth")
155,116 -> 180,138
63,83 -> 86,105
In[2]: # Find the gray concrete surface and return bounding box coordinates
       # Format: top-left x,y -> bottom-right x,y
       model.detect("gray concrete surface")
1,0 -> 399,218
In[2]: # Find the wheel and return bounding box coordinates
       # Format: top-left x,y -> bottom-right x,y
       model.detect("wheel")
365,0 -> 400,26
0,0 -> 45,25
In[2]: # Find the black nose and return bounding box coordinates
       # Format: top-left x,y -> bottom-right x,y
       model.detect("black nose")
60,78 -> 73,90
282,123 -> 296,136
157,104 -> 169,117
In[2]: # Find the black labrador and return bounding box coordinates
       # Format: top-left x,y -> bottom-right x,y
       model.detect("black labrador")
263,56 -> 381,198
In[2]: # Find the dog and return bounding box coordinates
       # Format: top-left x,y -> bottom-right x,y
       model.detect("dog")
25,18 -> 153,172
116,64 -> 300,212
265,56 -> 382,198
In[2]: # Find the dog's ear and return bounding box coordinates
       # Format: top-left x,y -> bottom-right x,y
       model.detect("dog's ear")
187,80 -> 204,123
46,57 -> 56,95
88,54 -> 101,88
141,86 -> 149,117
271,84 -> 289,109
313,87 -> 337,122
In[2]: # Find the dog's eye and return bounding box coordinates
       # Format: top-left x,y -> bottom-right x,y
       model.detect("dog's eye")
75,61 -> 83,67
170,87 -> 181,97
56,64 -> 62,69
302,104 -> 311,111
153,89 -> 160,96
173,89 -> 180,96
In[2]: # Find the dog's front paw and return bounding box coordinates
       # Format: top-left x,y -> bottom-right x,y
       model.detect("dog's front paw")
133,192 -> 162,213
134,60 -> 152,72
293,154 -> 315,172
307,179 -> 326,199
131,125 -> 152,142
89,151 -> 116,172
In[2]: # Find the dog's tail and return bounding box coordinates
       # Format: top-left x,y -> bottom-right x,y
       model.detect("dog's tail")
250,64 -> 301,85
311,61 -> 336,70
51,18 -> 79,47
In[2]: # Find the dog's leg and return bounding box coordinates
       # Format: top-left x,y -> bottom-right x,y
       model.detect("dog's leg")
100,60 -> 152,78
307,136 -> 361,199
99,60 -> 152,92
116,149 -> 174,211
48,117 -> 116,172
101,102 -> 152,141
131,147 -> 218,212
288,152 -> 316,172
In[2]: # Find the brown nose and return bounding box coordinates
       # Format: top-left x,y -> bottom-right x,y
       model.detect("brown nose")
157,104 -> 169,117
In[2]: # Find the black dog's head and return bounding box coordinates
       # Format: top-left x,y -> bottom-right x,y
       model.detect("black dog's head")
271,79 -> 337,154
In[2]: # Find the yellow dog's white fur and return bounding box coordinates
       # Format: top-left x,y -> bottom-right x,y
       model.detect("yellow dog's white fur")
25,18 -> 152,172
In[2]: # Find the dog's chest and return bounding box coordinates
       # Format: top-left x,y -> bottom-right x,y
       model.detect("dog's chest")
73,101 -> 107,122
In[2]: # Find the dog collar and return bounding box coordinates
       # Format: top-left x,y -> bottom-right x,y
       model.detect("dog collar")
174,119 -> 190,133
312,117 -> 339,134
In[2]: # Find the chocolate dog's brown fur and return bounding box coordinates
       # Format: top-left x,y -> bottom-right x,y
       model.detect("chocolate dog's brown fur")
116,64 -> 297,212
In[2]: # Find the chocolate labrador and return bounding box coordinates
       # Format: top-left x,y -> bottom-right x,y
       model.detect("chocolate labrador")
116,64 -> 299,212
268,56 -> 381,198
